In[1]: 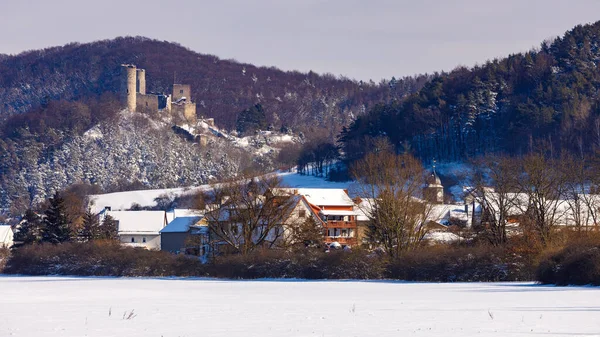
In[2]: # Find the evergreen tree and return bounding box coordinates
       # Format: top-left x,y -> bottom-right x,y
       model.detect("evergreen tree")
15,209 -> 43,245
291,217 -> 323,248
42,192 -> 72,244
100,214 -> 119,241
236,103 -> 267,135
79,209 -> 100,242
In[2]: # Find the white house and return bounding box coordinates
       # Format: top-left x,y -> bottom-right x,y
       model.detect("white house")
106,211 -> 167,250
0,225 -> 14,248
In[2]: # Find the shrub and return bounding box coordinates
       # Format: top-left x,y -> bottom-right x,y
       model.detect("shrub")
0,247 -> 9,271
537,243 -> 600,286
4,241 -> 207,277
386,245 -> 525,282
205,249 -> 386,280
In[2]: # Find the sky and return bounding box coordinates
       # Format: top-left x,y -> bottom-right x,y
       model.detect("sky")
2,0 -> 600,81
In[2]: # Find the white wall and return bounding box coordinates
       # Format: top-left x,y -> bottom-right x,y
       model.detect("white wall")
119,234 -> 161,250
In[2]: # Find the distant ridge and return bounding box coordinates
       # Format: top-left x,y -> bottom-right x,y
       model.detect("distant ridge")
0,36 -> 428,132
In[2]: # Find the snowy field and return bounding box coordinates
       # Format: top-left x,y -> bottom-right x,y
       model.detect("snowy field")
1,277 -> 599,337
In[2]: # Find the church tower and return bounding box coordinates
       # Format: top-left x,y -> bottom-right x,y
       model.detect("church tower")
424,161 -> 444,204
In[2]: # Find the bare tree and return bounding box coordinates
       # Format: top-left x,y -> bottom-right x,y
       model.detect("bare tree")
470,156 -> 520,246
515,154 -> 568,246
561,154 -> 600,232
204,175 -> 297,255
351,150 -> 431,258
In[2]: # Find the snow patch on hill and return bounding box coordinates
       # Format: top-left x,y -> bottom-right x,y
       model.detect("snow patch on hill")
89,169 -> 352,213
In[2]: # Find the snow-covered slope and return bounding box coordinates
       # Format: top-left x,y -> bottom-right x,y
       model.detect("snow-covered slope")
1,276 -> 598,337
89,169 -> 352,213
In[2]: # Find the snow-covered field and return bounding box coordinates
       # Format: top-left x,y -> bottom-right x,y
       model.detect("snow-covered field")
2,277 -> 599,337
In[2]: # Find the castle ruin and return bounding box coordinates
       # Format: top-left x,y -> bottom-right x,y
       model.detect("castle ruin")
120,64 -> 197,123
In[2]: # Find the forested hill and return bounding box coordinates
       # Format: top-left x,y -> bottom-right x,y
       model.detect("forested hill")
0,36 -> 428,134
340,21 -> 600,163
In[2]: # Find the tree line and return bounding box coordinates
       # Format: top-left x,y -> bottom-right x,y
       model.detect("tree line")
15,190 -> 118,245
339,21 -> 600,165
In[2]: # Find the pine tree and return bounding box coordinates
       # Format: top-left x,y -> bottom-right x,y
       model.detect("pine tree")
79,209 -> 100,242
291,217 -> 324,248
100,214 -> 119,241
15,209 -> 43,245
42,192 -> 72,244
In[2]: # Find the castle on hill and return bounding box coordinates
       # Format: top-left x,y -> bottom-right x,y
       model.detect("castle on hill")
120,64 -> 197,123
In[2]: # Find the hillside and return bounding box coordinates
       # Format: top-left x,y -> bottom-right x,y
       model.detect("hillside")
340,21 -> 600,163
0,37 -> 430,216
0,36 -> 428,133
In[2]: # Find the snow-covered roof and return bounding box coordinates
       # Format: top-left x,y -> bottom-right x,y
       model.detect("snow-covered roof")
166,209 -> 204,224
108,211 -> 166,235
427,204 -> 456,223
423,231 -> 462,243
0,225 -> 13,246
355,198 -> 375,221
160,216 -> 203,233
273,188 -> 354,207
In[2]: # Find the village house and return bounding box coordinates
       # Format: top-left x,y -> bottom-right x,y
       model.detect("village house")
160,209 -> 208,255
102,210 -> 167,250
470,189 -> 600,232
0,225 -> 14,248
273,188 -> 359,248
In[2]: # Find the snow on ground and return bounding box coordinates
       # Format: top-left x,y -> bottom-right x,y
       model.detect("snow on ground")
88,187 -> 205,214
1,276 -> 599,337
279,170 -> 353,190
89,170 -> 352,213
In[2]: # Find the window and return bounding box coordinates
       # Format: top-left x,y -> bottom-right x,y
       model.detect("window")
299,210 -> 306,218
131,237 -> 135,243
180,89 -> 184,94
145,102 -> 148,107
142,237 -> 146,243
341,229 -> 348,237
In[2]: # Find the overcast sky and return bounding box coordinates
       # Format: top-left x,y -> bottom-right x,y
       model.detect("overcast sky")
2,0 -> 600,81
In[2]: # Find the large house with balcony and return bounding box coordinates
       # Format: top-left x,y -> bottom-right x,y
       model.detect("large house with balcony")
273,188 -> 359,248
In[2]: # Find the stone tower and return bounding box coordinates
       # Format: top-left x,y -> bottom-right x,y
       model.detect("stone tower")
136,69 -> 146,95
424,165 -> 444,204
120,64 -> 137,112
172,84 -> 191,101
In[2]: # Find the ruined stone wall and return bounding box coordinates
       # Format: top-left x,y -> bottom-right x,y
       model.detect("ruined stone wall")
120,65 -> 137,112
136,69 -> 146,94
136,94 -> 160,114
172,103 -> 197,123
172,84 -> 191,101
